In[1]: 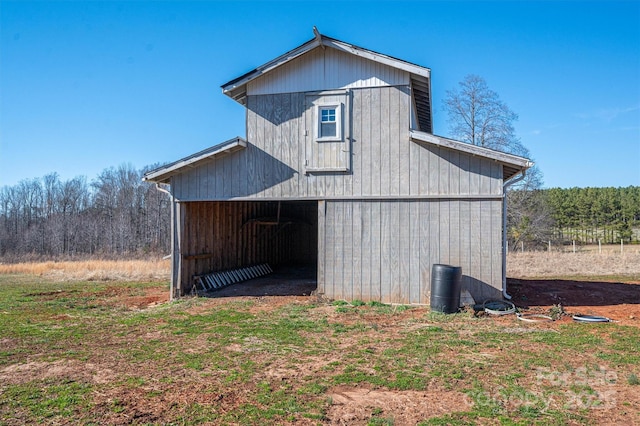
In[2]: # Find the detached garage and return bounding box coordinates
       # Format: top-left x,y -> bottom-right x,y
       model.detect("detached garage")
144,30 -> 532,303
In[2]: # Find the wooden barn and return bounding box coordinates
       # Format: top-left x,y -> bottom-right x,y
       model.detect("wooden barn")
143,29 -> 532,304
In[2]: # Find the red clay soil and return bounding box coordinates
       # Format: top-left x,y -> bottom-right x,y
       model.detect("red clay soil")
95,285 -> 170,309
111,273 -> 640,328
508,278 -> 640,327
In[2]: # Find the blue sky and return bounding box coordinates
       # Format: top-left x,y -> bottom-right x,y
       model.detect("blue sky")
1,1 -> 638,189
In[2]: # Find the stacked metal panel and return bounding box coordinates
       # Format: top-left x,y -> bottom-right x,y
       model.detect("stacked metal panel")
194,264 -> 273,293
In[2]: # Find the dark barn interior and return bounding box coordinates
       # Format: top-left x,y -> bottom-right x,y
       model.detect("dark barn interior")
180,200 -> 318,295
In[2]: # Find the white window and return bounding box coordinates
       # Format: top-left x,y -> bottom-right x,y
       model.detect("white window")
316,103 -> 342,141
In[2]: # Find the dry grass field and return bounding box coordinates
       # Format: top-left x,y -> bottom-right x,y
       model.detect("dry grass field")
0,259 -> 170,282
507,251 -> 640,280
1,248 -> 638,284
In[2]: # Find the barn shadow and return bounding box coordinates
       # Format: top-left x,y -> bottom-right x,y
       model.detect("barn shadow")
233,145 -> 298,197
461,275 -> 503,305
508,278 -> 640,308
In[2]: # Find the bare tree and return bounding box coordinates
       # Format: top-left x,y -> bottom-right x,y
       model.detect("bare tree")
445,74 -> 525,152
0,164 -> 171,260
443,74 -> 552,248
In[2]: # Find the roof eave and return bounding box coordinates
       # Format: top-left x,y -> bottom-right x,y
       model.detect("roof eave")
221,38 -> 321,101
220,33 -> 431,104
322,37 -> 430,79
143,137 -> 247,183
409,130 -> 533,173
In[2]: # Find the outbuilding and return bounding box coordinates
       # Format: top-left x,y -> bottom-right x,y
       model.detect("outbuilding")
144,29 -> 532,303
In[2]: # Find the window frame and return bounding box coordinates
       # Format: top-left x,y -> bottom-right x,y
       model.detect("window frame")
315,102 -> 343,142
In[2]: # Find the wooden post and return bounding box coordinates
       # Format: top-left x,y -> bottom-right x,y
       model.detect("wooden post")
573,240 -> 576,254
621,238 -> 624,254
598,239 -> 602,254
172,201 -> 185,299
521,241 -> 524,253
548,240 -> 551,253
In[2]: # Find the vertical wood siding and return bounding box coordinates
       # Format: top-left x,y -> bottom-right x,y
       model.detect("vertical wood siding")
172,86 -> 503,201
304,92 -> 350,171
169,80 -> 508,302
317,199 -> 503,304
247,47 -> 410,96
177,201 -> 317,295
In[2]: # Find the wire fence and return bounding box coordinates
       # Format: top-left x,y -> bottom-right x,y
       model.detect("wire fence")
509,240 -> 640,255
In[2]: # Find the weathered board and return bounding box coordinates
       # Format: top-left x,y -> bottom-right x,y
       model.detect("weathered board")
156,36 -> 527,303
317,199 -> 503,304
246,46 -> 410,96
171,86 -> 503,201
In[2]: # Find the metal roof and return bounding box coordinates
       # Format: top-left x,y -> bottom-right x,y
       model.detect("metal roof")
409,130 -> 533,181
143,137 -> 247,184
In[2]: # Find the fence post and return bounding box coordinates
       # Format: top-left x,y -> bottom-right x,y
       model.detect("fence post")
621,238 -> 624,254
548,240 -> 551,253
521,241 -> 524,253
598,239 -> 602,254
573,240 -> 576,254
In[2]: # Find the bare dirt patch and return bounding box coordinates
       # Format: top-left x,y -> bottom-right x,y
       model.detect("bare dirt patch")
0,360 -> 113,386
326,386 -> 470,425
95,285 -> 169,309
509,278 -> 640,326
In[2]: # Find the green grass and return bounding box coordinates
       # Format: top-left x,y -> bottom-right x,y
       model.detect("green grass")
1,379 -> 93,421
1,273 -> 639,424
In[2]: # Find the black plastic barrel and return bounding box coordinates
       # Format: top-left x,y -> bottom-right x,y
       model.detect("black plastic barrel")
430,264 -> 462,314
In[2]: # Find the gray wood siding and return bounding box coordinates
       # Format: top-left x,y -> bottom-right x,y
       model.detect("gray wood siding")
247,47 -> 410,96
304,92 -> 350,172
171,86 -> 503,201
317,199 -> 503,304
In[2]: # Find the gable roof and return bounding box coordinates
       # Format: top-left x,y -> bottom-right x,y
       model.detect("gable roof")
409,130 -> 533,181
143,137 -> 246,184
221,29 -> 433,133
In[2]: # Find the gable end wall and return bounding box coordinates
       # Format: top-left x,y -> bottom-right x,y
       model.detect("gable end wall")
246,47 -> 410,96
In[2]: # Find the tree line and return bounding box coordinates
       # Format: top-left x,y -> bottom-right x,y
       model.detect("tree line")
543,186 -> 640,244
0,164 -> 171,260
2,75 -> 637,259
1,165 -> 637,260
443,75 -> 639,249
505,186 -> 640,250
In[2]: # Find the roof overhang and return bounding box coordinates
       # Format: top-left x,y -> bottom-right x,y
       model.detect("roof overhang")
143,137 -> 247,184
409,130 -> 533,181
221,32 -> 431,106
